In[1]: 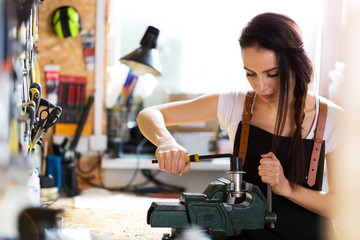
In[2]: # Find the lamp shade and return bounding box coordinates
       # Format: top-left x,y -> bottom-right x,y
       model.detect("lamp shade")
120,26 -> 162,76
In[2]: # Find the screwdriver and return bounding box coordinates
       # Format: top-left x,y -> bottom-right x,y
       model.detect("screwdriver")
152,153 -> 235,164
25,105 -> 35,145
29,88 -> 40,112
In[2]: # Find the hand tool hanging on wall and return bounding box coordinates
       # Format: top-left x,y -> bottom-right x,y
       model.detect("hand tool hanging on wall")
57,75 -> 86,123
29,82 -> 42,115
35,105 -> 62,141
61,95 -> 94,196
38,97 -> 56,109
29,104 -> 62,153
23,82 -> 41,153
29,88 -> 40,110
30,97 -> 56,143
25,105 -> 35,146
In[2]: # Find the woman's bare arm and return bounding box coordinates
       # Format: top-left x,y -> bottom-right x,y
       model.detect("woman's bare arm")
136,93 -> 219,174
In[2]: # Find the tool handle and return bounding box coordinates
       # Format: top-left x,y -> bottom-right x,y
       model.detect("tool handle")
39,97 -> 56,109
267,184 -> 276,228
69,96 -> 94,151
152,154 -> 200,164
151,153 -> 237,164
30,82 -> 42,95
43,106 -> 62,130
26,105 -> 36,131
267,184 -> 273,212
29,87 -> 41,113
266,155 -> 276,228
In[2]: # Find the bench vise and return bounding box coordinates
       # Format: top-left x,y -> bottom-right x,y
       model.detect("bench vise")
147,154 -> 277,239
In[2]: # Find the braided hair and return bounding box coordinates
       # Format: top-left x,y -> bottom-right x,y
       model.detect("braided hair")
239,12 -> 313,188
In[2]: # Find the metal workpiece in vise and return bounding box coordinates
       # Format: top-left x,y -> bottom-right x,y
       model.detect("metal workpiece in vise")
147,154 -> 277,240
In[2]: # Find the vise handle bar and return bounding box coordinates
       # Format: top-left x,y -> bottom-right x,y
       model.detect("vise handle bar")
151,153 -> 236,164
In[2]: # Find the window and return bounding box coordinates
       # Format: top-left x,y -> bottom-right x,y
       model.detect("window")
107,0 -> 325,106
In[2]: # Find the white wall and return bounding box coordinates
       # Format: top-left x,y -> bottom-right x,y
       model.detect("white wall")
108,0 -> 325,106
333,0 -> 360,239
319,0 -> 345,98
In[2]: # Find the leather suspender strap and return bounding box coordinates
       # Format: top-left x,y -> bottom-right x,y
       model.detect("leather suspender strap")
307,101 -> 328,187
238,91 -> 255,165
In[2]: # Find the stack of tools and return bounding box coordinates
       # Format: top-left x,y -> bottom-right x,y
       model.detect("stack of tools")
44,64 -> 60,105
107,70 -> 143,153
58,96 -> 94,196
57,75 -> 87,124
1,1 -> 65,240
46,73 -> 92,196
27,82 -> 63,205
27,82 -> 63,154
81,30 -> 95,71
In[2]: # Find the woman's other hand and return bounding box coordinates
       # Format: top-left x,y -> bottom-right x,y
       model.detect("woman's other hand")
155,136 -> 190,176
258,152 -> 292,197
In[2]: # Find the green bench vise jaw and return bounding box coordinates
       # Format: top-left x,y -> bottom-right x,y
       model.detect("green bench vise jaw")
146,155 -> 277,239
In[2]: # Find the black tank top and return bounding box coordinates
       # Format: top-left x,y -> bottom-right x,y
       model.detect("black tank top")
232,122 -> 329,240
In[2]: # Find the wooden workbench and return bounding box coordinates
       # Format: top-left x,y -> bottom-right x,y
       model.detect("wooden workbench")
49,192 -> 173,240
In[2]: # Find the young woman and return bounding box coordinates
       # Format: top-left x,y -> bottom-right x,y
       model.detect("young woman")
136,12 -> 343,239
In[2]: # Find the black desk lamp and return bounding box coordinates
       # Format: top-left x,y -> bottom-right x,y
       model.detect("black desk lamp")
120,26 -> 162,76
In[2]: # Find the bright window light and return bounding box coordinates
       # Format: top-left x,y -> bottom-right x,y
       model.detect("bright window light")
108,0 -> 324,105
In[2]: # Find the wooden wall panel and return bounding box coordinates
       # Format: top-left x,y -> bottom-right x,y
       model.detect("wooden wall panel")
37,0 -> 97,129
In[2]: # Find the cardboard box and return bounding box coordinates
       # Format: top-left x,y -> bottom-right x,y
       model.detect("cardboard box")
164,92 -> 219,133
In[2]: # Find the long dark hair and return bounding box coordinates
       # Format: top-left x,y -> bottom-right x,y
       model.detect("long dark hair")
239,13 -> 313,188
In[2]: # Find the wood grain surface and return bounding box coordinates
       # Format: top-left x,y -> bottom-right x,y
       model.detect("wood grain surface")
50,196 -> 170,240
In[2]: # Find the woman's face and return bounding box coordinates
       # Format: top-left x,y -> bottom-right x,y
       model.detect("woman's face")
242,47 -> 281,104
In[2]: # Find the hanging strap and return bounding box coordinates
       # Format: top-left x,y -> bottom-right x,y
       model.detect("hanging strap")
238,91 -> 255,165
307,100 -> 327,187
237,92 -> 327,187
